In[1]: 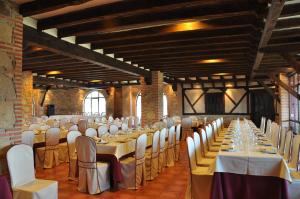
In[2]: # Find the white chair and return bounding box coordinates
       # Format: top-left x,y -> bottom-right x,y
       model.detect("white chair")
186,137 -> 212,199
70,117 -> 79,125
69,124 -> 78,131
205,124 -> 221,152
120,134 -> 147,189
193,132 -> 214,166
78,119 -> 88,134
36,128 -> 60,168
109,124 -> 118,135
76,136 -> 110,194
265,119 -> 272,137
98,125 -> 108,136
175,124 -> 181,161
270,122 -> 281,148
146,130 -> 160,180
7,144 -> 58,199
212,121 -> 224,142
67,131 -> 81,181
200,129 -> 218,158
21,131 -> 35,147
85,128 -> 97,137
260,117 -> 266,133
29,124 -> 41,131
284,130 -> 293,162
166,126 -> 176,167
108,116 -> 114,124
279,128 -> 287,155
288,135 -> 300,171
121,123 -> 128,131
158,128 -> 167,173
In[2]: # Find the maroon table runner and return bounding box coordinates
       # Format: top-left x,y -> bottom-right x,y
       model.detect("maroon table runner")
0,175 -> 13,199
211,172 -> 289,199
96,154 -> 123,188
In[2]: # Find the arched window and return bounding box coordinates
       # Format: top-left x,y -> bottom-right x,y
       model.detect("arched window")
136,92 -> 142,121
84,91 -> 106,115
163,93 -> 168,117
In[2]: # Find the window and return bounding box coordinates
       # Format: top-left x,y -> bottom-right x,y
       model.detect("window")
136,92 -> 142,121
163,93 -> 168,116
84,91 -> 106,115
205,93 -> 225,114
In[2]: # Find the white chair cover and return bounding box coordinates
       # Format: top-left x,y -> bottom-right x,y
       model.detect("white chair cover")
284,130 -> 293,162
265,119 -> 272,137
21,131 -> 35,147
158,128 -> 167,173
120,134 -> 147,189
7,144 -> 58,199
270,122 -> 281,148
205,124 -> 221,152
279,128 -> 287,155
121,123 -> 128,131
85,128 -> 97,137
108,116 -> 114,124
186,137 -> 212,199
193,132 -> 214,167
67,131 -> 81,180
109,124 -> 118,135
146,130 -> 160,180
260,117 -> 266,133
200,129 -> 217,158
166,126 -> 175,167
78,119 -> 88,134
69,124 -> 78,131
75,136 -> 110,194
289,135 -> 300,171
175,124 -> 181,161
98,125 -> 108,136
29,124 -> 41,131
36,128 -> 60,168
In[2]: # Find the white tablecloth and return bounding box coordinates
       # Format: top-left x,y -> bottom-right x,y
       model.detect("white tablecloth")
213,120 -> 292,182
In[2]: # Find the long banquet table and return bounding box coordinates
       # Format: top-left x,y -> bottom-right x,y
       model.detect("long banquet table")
211,120 -> 291,199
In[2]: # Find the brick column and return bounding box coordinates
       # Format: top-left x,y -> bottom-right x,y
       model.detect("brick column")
278,73 -> 289,129
141,71 -> 164,126
0,1 -> 23,143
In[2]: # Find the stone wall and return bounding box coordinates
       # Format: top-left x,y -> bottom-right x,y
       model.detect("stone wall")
22,71 -> 33,126
0,1 -> 23,142
279,73 -> 289,128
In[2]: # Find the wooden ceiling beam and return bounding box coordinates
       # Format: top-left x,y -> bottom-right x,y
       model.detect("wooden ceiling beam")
24,25 -> 149,78
33,76 -> 88,88
280,3 -> 300,17
276,17 -> 300,29
20,0 -> 90,17
260,42 -> 300,53
250,0 -> 285,78
37,0 -> 232,30
24,57 -> 77,65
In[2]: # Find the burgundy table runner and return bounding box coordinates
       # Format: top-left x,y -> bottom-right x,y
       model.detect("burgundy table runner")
0,175 -> 13,199
211,172 -> 289,199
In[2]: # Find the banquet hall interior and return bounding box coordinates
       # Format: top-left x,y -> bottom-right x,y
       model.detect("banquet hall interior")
1,0 -> 300,199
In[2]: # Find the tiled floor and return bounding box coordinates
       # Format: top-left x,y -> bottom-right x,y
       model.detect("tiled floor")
36,142 -> 189,199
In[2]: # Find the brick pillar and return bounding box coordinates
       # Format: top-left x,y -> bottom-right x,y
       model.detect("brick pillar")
0,1 -> 23,143
22,71 -> 33,128
141,71 -> 164,126
279,73 -> 289,129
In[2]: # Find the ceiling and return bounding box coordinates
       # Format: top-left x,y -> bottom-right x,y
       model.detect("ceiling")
18,0 -> 300,87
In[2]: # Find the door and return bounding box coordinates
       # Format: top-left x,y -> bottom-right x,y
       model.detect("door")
250,90 -> 275,127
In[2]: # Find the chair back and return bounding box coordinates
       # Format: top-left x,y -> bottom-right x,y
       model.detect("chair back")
270,122 -> 281,148
168,126 -> 175,146
7,144 -> 35,187
186,137 -> 197,170
175,124 -> 181,141
265,119 -> 272,136
151,131 -> 160,155
108,116 -> 114,123
279,128 -> 287,155
200,128 -> 209,153
193,132 -> 204,163
121,123 -> 128,131
85,128 -> 97,137
215,119 -> 222,135
29,123 -> 41,131
69,124 -> 78,131
78,119 -> 88,133
67,131 -> 81,159
109,124 -> 118,134
75,136 -> 97,166
284,130 -> 293,161
45,128 -> 60,147
260,117 -> 266,133
21,131 -> 35,147
205,124 -> 213,146
290,135 -> 300,170
159,128 -> 167,152
98,125 -> 108,136
135,134 -> 147,160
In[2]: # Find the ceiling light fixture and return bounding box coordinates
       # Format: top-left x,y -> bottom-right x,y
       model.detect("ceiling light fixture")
213,73 -> 231,76
90,80 -> 102,83
199,59 -> 226,64
168,21 -> 208,32
47,71 -> 62,75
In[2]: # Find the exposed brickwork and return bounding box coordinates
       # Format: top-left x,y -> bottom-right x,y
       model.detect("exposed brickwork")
22,71 -> 33,128
0,1 -> 23,142
279,73 -> 289,128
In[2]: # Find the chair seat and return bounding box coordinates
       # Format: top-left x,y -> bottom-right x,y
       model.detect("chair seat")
59,142 -> 69,163
191,166 -> 211,175
205,151 -> 218,158
208,145 -> 220,152
212,142 -> 222,146
13,179 -> 58,199
291,171 -> 300,181
197,158 -> 214,167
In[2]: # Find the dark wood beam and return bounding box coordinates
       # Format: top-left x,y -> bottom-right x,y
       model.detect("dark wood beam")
281,53 -> 300,73
260,42 -> 300,53
280,2 -> 300,17
257,80 -> 280,102
20,0 -> 90,17
276,17 -> 300,30
270,74 -> 300,100
24,25 -> 149,78
250,0 -> 285,78
272,28 -> 300,39
34,76 -> 88,88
